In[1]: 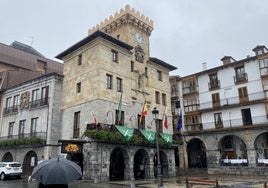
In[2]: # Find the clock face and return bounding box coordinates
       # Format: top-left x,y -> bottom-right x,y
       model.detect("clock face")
135,33 -> 142,43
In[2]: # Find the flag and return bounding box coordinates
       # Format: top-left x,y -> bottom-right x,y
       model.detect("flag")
177,110 -> 182,131
92,112 -> 99,126
139,100 -> 148,124
117,93 -> 123,122
162,106 -> 168,129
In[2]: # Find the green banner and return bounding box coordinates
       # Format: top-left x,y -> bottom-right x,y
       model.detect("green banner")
140,129 -> 155,144
115,125 -> 134,141
160,133 -> 173,145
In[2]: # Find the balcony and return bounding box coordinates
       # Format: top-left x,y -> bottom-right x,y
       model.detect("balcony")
0,132 -> 46,141
202,115 -> 268,129
200,91 -> 265,111
3,105 -> 19,116
234,73 -> 248,84
183,86 -> 198,95
30,98 -> 49,109
208,80 -> 220,90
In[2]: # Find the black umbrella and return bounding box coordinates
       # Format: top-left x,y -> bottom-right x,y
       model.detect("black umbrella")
31,158 -> 82,185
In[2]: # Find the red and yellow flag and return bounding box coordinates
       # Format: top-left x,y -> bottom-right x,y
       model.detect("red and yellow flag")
139,101 -> 148,124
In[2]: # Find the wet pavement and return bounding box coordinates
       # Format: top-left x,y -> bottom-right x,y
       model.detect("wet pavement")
0,174 -> 267,188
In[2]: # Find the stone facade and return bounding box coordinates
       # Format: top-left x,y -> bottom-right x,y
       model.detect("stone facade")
57,5 -> 177,181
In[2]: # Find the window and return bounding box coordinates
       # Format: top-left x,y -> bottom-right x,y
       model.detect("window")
76,82 -> 81,93
212,93 -> 220,108
214,113 -> 223,128
41,86 -> 49,105
13,95 -> 19,107
145,67 -> 148,77
155,91 -> 160,104
234,66 -> 247,83
162,93 -> 167,106
116,78 -> 122,92
185,115 -> 201,131
260,59 -> 268,76
182,79 -> 198,94
241,108 -> 252,126
157,70 -> 162,81
111,50 -> 118,62
32,89 -> 38,102
8,122 -> 14,138
106,74 -> 112,89
183,96 -> 199,112
31,118 -> 38,136
115,110 -> 124,125
238,87 -> 248,103
73,112 -> 80,138
19,120 -> 26,138
209,73 -> 220,89
78,54 -> 82,65
6,97 -> 12,108
131,61 -> 134,72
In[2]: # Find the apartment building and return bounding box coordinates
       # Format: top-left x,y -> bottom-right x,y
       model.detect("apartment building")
0,72 -> 63,176
179,45 -> 268,175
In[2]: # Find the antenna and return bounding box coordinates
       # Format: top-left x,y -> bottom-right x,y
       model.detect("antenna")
27,36 -> 34,47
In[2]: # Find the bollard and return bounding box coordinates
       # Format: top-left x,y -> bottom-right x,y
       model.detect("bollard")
130,177 -> 136,188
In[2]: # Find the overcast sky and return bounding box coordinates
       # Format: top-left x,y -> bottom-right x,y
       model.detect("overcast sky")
1,0 -> 268,76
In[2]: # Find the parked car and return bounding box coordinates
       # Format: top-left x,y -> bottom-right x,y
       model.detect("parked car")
0,162 -> 23,180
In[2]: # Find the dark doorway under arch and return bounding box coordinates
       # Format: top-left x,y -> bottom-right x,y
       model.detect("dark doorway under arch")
187,138 -> 207,168
2,152 -> 13,162
110,147 -> 125,181
134,149 -> 149,180
23,151 -> 38,176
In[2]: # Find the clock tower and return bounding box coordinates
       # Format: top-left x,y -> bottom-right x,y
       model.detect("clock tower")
88,4 -> 154,63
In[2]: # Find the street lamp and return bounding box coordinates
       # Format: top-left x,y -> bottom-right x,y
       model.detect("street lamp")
152,107 -> 163,188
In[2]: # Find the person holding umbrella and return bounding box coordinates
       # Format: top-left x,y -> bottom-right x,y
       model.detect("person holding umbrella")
31,157 -> 82,187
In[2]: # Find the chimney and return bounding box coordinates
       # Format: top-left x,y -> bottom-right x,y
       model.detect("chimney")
221,56 -> 236,65
202,62 -> 207,71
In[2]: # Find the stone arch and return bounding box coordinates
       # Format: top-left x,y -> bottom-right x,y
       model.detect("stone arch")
2,152 -> 13,162
254,132 -> 268,161
109,147 -> 128,180
153,150 -> 169,178
218,135 -> 247,160
187,138 -> 207,168
23,150 -> 38,176
133,149 -> 149,180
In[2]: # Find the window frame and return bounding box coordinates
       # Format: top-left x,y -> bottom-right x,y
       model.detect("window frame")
111,50 -> 118,63
116,77 -> 122,92
73,111 -> 80,138
106,74 -> 112,89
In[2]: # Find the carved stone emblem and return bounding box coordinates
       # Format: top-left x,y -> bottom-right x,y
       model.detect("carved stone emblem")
20,91 -> 30,109
135,45 -> 144,63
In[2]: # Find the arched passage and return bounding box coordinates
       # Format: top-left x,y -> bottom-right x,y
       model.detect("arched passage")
154,150 -> 169,177
255,132 -> 268,161
110,147 -> 125,181
134,149 -> 149,180
187,138 -> 207,168
23,151 -> 38,176
219,135 -> 248,166
2,152 -> 13,162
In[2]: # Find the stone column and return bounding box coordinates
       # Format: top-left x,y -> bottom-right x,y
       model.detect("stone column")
247,147 -> 257,167
206,150 -> 221,168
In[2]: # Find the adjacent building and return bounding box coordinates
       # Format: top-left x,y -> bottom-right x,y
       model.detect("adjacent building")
179,46 -> 268,175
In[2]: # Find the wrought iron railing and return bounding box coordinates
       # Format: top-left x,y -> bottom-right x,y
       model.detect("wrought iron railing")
0,132 -> 46,142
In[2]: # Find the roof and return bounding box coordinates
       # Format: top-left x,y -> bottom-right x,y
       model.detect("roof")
56,30 -> 133,59
149,57 -> 177,71
10,41 -> 45,57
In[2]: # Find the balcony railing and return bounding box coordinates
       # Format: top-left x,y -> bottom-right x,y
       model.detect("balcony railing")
234,73 -> 248,83
208,80 -> 220,90
3,105 -> 19,116
0,132 -> 47,142
201,115 -> 268,129
200,91 -> 265,110
30,98 -> 49,109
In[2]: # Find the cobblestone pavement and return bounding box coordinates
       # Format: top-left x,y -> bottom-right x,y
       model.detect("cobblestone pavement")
67,174 -> 268,188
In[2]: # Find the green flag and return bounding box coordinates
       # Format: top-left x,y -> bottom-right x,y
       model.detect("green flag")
140,129 -> 156,144
115,125 -> 134,141
117,93 -> 123,122
160,133 -> 172,145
